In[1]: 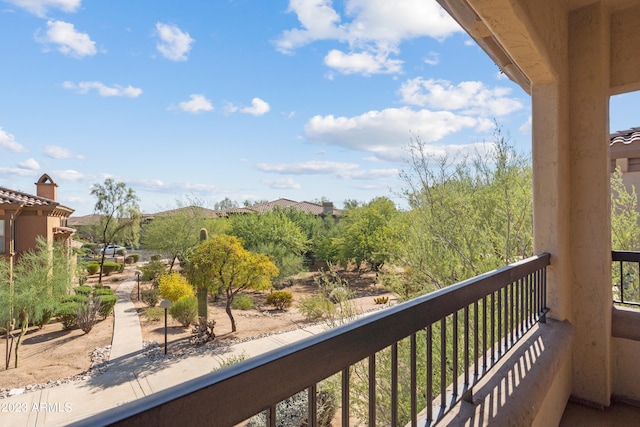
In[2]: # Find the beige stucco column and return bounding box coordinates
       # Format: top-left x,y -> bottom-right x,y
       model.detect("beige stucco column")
566,3 -> 612,406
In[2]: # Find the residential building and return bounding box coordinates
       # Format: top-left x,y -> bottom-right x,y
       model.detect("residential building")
0,174 -> 75,265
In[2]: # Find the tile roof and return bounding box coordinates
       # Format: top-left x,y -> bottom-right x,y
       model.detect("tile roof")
0,186 -> 58,207
610,127 -> 640,146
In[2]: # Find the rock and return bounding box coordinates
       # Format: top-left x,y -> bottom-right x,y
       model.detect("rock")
8,388 -> 25,396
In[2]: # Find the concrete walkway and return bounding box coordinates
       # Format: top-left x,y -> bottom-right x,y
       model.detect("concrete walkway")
1,276 -> 326,426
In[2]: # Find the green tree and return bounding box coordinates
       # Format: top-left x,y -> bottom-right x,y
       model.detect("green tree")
186,235 -> 279,332
611,166 -> 640,250
141,199 -> 210,271
91,178 -> 140,283
331,197 -> 401,271
397,129 -> 532,292
0,238 -> 73,368
229,211 -> 307,279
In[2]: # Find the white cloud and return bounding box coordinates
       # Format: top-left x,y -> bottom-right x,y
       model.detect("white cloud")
398,78 -> 523,117
275,0 -> 461,75
19,158 -> 40,170
36,20 -> 96,58
256,160 -> 360,175
337,168 -> 398,180
519,116 -> 532,134
304,107 -> 478,161
155,22 -> 194,61
241,98 -> 270,116
44,144 -> 84,159
0,127 -> 25,152
53,169 -> 91,181
324,49 -> 402,75
4,0 -> 81,17
178,94 -> 213,113
424,51 -> 439,66
62,81 -> 142,97
262,178 -> 301,189
0,167 -> 38,177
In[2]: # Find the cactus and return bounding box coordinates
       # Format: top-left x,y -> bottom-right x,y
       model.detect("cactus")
197,228 -> 209,320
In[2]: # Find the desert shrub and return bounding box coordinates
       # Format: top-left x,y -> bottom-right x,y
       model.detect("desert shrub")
102,261 -> 120,276
82,242 -> 100,254
93,288 -> 114,297
213,351 -> 249,371
190,317 -> 216,345
143,307 -> 163,322
61,294 -> 89,304
96,295 -> 118,318
56,302 -> 79,330
169,295 -> 198,327
247,387 -> 337,427
298,295 -> 333,321
76,301 -> 101,334
374,296 -> 389,304
78,274 -> 88,285
86,263 -> 100,275
34,308 -> 54,329
141,289 -> 160,307
328,286 -> 349,304
266,291 -> 293,310
231,294 -> 254,310
74,285 -> 92,296
141,259 -> 165,282
116,248 -> 127,256
150,254 -> 162,262
125,255 -> 136,264
158,272 -> 194,302
129,253 -> 140,263
117,263 -> 125,273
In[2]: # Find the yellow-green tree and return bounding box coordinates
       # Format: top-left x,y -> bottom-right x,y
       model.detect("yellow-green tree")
158,272 -> 194,302
186,235 -> 278,332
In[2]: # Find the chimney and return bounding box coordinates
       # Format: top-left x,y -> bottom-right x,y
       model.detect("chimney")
36,174 -> 58,201
322,201 -> 334,216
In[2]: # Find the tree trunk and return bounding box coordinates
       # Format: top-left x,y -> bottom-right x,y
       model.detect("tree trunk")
225,298 -> 236,332
14,313 -> 28,369
197,286 -> 208,320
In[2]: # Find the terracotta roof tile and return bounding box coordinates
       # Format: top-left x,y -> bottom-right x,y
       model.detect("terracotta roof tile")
610,127 -> 640,146
0,186 -> 58,207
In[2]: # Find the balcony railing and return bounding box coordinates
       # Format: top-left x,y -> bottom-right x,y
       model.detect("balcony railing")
612,250 -> 640,307
78,253 -> 550,427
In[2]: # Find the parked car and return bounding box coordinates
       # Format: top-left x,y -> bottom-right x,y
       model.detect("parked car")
100,245 -> 125,255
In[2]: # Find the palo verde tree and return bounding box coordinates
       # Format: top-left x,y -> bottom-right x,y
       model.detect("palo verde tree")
186,235 -> 278,332
0,238 -> 74,369
91,178 -> 140,283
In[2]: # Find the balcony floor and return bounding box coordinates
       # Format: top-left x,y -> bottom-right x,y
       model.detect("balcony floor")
560,400 -> 640,426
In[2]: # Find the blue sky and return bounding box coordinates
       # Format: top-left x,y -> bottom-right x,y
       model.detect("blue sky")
0,0 -> 637,216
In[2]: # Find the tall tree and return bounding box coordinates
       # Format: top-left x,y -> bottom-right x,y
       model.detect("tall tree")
91,178 -> 140,283
186,235 -> 278,332
0,238 -> 73,368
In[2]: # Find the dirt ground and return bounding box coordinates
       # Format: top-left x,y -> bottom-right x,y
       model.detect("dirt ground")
0,263 -> 394,392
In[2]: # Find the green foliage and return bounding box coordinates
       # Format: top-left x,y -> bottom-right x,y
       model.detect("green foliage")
229,211 -> 308,278
91,178 -> 141,283
158,272 -> 194,302
56,302 -> 79,330
297,294 -> 333,321
213,351 -> 249,371
143,307 -> 164,322
96,295 -> 117,318
62,294 -> 89,304
231,293 -> 254,310
169,295 -> 198,327
330,197 -> 401,271
186,234 -> 279,332
397,129 -> 533,294
129,253 -> 141,263
86,263 -> 100,275
76,301 -> 101,334
92,287 -> 115,297
101,261 -> 120,276
141,289 -> 160,307
266,291 -> 293,310
611,166 -> 640,251
140,259 -> 166,282
150,254 -> 162,262
74,286 -> 92,296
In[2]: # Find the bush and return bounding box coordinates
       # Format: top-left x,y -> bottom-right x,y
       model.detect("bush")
35,308 -> 54,329
125,255 -> 136,264
150,254 -> 162,262
61,294 -> 89,304
86,263 -> 100,275
116,248 -> 127,256
190,317 -> 216,345
93,288 -> 114,297
117,262 -> 125,273
143,307 -> 164,322
298,295 -> 333,322
373,296 -> 389,304
74,285 -> 92,296
266,291 -> 293,310
158,272 -> 194,302
96,295 -> 118,318
141,260 -> 165,282
56,302 -> 79,330
102,261 -> 120,276
129,253 -> 140,263
231,294 -> 254,310
169,295 -> 198,327
76,302 -> 101,334
141,289 -> 160,307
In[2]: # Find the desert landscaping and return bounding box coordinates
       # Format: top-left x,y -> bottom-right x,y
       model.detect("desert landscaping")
0,260 -> 394,395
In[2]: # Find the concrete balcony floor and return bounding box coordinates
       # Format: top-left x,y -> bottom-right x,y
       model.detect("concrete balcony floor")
560,400 -> 640,426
